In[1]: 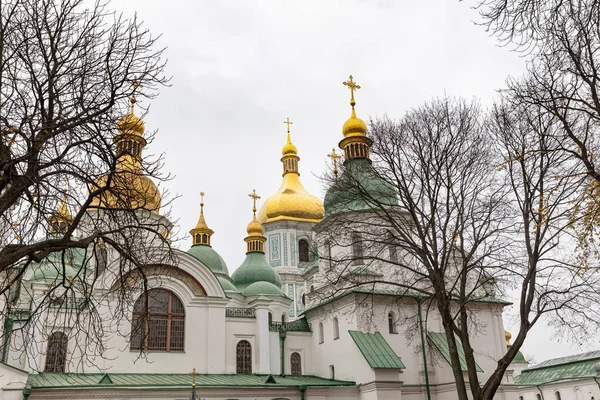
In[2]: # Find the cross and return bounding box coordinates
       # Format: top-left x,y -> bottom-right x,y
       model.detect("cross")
327,148 -> 342,179
190,368 -> 198,388
343,75 -> 361,106
283,117 -> 293,134
129,76 -> 141,106
248,189 -> 261,214
200,191 -> 205,207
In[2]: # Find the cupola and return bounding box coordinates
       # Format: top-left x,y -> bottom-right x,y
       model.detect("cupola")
257,119 -> 324,224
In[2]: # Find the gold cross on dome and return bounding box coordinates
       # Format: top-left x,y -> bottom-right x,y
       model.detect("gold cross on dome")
327,148 -> 342,179
283,117 -> 293,134
190,368 -> 198,387
248,189 -> 261,214
129,76 -> 141,105
343,75 -> 361,106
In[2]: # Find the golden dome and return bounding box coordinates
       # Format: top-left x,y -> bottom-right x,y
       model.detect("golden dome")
257,174 -> 324,224
90,169 -> 162,213
117,112 -> 145,136
342,108 -> 367,138
505,330 -> 512,346
246,215 -> 263,236
282,132 -> 298,156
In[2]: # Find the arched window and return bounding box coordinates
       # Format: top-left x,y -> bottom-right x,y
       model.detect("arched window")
130,289 -> 185,351
333,317 -> 340,339
282,313 -> 287,323
298,239 -> 309,262
44,331 -> 67,372
555,392 -> 562,400
536,394 -> 542,400
310,285 -> 315,293
518,397 -> 523,400
319,322 -> 324,344
352,234 -> 363,265
291,352 -> 302,375
236,340 -> 252,374
268,312 -> 273,326
388,312 -> 398,334
95,242 -> 107,278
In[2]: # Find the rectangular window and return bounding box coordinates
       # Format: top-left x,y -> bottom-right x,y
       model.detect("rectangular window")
352,235 -> 363,265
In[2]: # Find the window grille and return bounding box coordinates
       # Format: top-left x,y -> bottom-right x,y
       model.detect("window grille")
130,289 -> 185,351
44,332 -> 67,372
236,340 -> 252,374
333,317 -> 339,339
290,352 -> 302,375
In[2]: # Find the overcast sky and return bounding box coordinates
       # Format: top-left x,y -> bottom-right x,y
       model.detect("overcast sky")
109,0 -> 591,364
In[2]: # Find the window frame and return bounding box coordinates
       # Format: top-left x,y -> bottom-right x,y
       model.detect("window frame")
352,234 -> 363,265
130,289 -> 186,352
318,322 -> 324,344
298,239 -> 310,263
388,311 -> 398,334
236,340 -> 252,374
290,352 -> 302,375
44,331 -> 68,373
333,317 -> 340,340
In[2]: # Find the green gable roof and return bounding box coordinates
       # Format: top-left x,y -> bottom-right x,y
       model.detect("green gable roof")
348,331 -> 406,369
25,373 -> 355,390
427,332 -> 484,373
515,351 -> 600,386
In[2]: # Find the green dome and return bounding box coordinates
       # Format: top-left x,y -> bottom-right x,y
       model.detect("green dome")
243,281 -> 283,297
232,252 -> 282,291
218,276 -> 238,293
30,248 -> 84,282
508,345 -> 527,363
187,244 -> 230,276
324,158 -> 397,217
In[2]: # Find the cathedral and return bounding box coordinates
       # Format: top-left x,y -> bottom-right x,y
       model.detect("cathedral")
0,76 -> 525,400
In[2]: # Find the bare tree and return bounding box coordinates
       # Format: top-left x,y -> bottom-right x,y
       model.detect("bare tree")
477,0 -> 600,264
0,0 -> 174,371
312,96 -> 600,399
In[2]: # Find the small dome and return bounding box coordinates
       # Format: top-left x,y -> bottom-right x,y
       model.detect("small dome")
243,281 -> 283,297
187,245 -> 229,276
117,113 -> 144,136
324,158 -> 396,217
246,216 -> 263,236
342,112 -> 367,138
282,133 -> 298,156
257,174 -> 324,223
232,252 -> 281,291
30,249 -> 83,282
90,170 -> 162,213
218,276 -> 238,293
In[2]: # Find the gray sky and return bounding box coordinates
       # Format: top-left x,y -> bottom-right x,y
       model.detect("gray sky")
110,0 -> 590,364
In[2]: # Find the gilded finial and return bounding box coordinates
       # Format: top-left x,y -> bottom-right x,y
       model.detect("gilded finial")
504,330 -> 512,346
248,189 -> 261,215
190,368 -> 198,388
343,75 -> 361,109
284,117 -> 293,134
129,76 -> 141,114
200,191 -> 205,211
327,148 -> 342,179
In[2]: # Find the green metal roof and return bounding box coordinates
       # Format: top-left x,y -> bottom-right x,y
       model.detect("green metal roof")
515,351 -> 600,386
301,288 -> 511,317
323,159 -> 398,218
25,373 -> 355,389
187,244 -> 230,276
344,266 -> 382,276
232,252 -> 282,291
348,331 -> 406,369
427,332 -> 484,372
243,281 -> 284,297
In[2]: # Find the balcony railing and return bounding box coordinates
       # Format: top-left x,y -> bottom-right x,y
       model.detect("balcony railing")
269,319 -> 312,332
226,307 -> 256,318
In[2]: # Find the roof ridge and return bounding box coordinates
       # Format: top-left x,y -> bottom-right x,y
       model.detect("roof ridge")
525,350 -> 600,371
